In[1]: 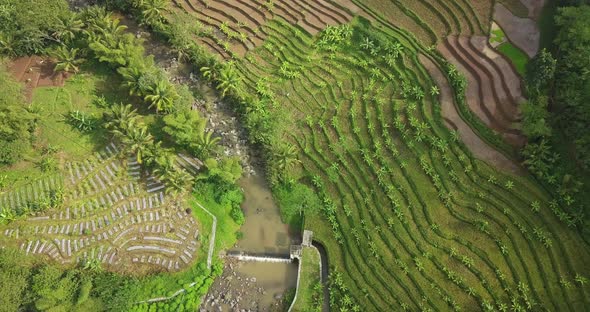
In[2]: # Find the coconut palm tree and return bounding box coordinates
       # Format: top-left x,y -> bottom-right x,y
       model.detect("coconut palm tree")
273,143 -> 300,173
118,65 -> 144,96
139,0 -> 167,25
216,64 -> 241,97
53,46 -> 84,74
104,103 -> 139,134
152,152 -> 192,195
200,62 -> 222,81
144,80 -> 178,113
155,157 -> 194,196
120,124 -> 154,164
195,129 -> 220,159
53,15 -> 84,43
0,33 -> 17,57
100,17 -> 128,39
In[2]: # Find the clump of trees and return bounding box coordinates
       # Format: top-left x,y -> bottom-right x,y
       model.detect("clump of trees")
0,0 -> 72,56
103,103 -> 194,195
163,110 -> 220,159
522,49 -> 557,179
0,64 -> 36,165
0,248 -> 139,312
553,6 -> 590,169
519,4 -> 590,229
78,8 -> 188,114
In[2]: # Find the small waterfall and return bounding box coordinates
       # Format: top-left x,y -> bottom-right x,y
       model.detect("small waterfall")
227,254 -> 293,263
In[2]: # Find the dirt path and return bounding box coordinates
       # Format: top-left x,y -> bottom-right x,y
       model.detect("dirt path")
494,2 -> 540,57
419,54 -> 521,174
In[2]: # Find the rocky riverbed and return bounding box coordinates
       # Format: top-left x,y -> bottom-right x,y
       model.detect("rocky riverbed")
200,259 -> 290,312
132,25 -> 260,177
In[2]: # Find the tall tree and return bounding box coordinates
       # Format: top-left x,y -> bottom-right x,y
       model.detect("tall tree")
117,65 -> 145,96
103,103 -> 139,134
144,80 -> 178,113
119,124 -> 154,164
52,46 -> 84,74
216,64 -> 241,97
52,15 -> 83,44
138,0 -> 167,26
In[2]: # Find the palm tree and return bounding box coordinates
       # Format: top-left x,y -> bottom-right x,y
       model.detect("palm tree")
360,37 -> 374,50
0,33 -> 17,57
505,180 -> 514,190
153,153 -> 194,194
200,62 -> 222,81
104,103 -> 139,134
430,85 -> 440,96
192,119 -> 220,158
144,80 -> 178,113
139,0 -> 167,25
83,257 -> 102,272
575,274 -> 588,286
120,124 -> 154,164
100,18 -> 128,39
53,15 -> 84,43
273,143 -> 301,176
118,65 -> 144,96
53,47 -> 84,75
0,208 -> 16,224
216,64 -> 241,97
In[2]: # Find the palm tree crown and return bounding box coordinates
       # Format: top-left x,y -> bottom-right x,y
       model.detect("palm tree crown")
53,46 -> 84,74
144,80 -> 179,113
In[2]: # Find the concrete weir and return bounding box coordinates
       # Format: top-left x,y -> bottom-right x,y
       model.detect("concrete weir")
227,254 -> 293,263
226,245 -> 302,263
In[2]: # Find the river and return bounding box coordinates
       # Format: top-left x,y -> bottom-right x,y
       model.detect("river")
200,174 -> 299,311
118,17 -> 301,311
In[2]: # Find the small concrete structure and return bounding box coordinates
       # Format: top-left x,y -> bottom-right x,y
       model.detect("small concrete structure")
302,230 -> 313,247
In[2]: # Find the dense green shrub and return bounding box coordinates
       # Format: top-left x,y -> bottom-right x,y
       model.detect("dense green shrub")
553,5 -> 590,169
162,110 -> 220,159
230,206 -> 245,225
274,182 -> 321,225
0,64 -> 34,165
0,0 -> 71,56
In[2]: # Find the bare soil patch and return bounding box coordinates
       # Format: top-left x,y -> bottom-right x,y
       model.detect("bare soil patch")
494,3 -> 540,57
8,56 -> 65,102
419,54 -> 521,174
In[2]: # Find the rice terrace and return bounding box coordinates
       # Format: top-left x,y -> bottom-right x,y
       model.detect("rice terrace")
0,0 -> 589,311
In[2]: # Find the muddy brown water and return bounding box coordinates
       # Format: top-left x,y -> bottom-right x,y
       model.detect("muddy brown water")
232,174 -> 299,306
234,261 -> 298,307
202,174 -> 299,311
235,174 -> 297,254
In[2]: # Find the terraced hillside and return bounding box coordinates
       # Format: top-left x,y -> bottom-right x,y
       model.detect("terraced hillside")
226,16 -> 589,311
169,0 -> 354,58
0,144 -> 206,274
438,35 -> 525,148
161,0 -> 590,310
